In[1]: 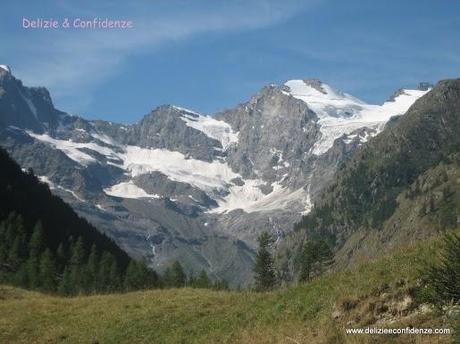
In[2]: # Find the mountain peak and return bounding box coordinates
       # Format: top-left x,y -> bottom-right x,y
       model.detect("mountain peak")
284,79 -> 328,95
300,79 -> 326,94
171,105 -> 201,116
282,79 -> 358,103
0,64 -> 11,74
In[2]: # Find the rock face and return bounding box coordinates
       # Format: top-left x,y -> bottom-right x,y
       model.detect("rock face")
277,79 -> 460,281
0,70 -> 430,286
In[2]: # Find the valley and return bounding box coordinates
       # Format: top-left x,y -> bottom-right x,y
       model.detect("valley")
0,65 -> 433,286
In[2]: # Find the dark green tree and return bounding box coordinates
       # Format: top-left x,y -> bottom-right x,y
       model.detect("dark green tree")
253,232 -> 276,291
124,260 -> 157,290
25,256 -> 40,288
7,236 -> 25,270
39,249 -> 56,292
97,251 -> 114,292
172,261 -> 186,287
58,267 -> 73,295
29,221 -> 44,257
212,279 -> 229,290
162,267 -> 174,287
423,233 -> 460,305
55,243 -> 66,272
108,258 -> 121,291
69,237 -> 86,293
162,261 -> 187,288
195,270 -> 210,288
83,244 -> 99,292
298,238 -> 333,282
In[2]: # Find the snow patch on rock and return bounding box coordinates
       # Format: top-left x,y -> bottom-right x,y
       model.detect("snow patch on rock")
283,80 -> 430,155
38,175 -> 85,202
104,181 -> 161,199
180,112 -> 238,150
0,65 -> 11,73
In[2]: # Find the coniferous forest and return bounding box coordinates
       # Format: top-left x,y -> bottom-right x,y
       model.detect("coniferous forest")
0,147 -> 225,294
0,147 -> 160,294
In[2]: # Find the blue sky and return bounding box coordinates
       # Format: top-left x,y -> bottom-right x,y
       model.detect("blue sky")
1,0 -> 459,123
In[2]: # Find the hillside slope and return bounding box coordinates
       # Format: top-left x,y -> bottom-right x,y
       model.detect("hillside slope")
278,79 -> 460,279
0,232 -> 457,344
0,147 -> 157,294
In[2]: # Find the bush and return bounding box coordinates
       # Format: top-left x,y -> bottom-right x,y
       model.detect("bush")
420,233 -> 460,306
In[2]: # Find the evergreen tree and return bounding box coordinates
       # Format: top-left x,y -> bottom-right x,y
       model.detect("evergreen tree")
212,279 -> 229,290
69,237 -> 86,293
108,258 -> 121,291
83,244 -> 99,293
7,236 -> 24,270
13,264 -> 28,287
424,233 -> 460,305
172,261 -> 186,287
124,261 -> 139,290
253,232 -> 276,291
56,243 -> 66,272
58,267 -> 73,295
196,270 -> 210,288
298,238 -> 333,282
187,272 -> 196,287
25,256 -> 40,288
97,251 -> 114,292
123,260 -> 157,290
0,226 -> 7,275
39,249 -> 56,292
29,221 -> 44,257
162,267 -> 174,287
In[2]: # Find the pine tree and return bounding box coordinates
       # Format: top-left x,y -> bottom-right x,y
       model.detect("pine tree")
212,279 -> 229,290
298,238 -> 333,282
29,221 -> 44,257
187,272 -> 196,287
83,244 -> 99,293
171,261 -> 186,287
124,261 -> 139,290
8,236 -> 25,270
162,267 -> 173,287
13,264 -> 28,287
108,257 -> 121,292
424,233 -> 460,304
25,256 -> 40,288
253,232 -> 276,291
69,237 -> 86,293
97,251 -> 113,292
124,260 -> 157,291
56,243 -> 66,272
0,220 -> 6,260
196,270 -> 210,288
58,267 -> 73,295
39,249 -> 56,292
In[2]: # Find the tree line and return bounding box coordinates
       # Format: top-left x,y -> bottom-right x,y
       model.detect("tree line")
0,212 -> 156,294
0,212 -> 228,294
0,147 -> 227,295
253,232 -> 333,291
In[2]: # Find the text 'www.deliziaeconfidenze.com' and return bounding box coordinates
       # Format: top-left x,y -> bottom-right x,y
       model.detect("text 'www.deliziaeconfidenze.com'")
346,327 -> 451,336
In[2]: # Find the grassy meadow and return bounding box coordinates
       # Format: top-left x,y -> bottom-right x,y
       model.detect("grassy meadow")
0,233 -> 455,344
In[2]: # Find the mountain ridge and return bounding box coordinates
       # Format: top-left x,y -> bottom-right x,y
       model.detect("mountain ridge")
0,67 -> 432,285
277,78 -> 460,281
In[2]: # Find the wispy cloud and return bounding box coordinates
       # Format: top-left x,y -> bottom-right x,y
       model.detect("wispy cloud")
5,0 -> 315,104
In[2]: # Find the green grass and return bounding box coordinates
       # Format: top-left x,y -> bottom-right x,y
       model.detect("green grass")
0,233 -> 454,344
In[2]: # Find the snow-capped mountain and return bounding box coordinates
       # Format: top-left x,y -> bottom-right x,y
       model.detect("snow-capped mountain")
0,66 -> 431,285
283,79 -> 430,155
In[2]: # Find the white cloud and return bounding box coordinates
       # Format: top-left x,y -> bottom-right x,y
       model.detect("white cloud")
9,0 -> 315,104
